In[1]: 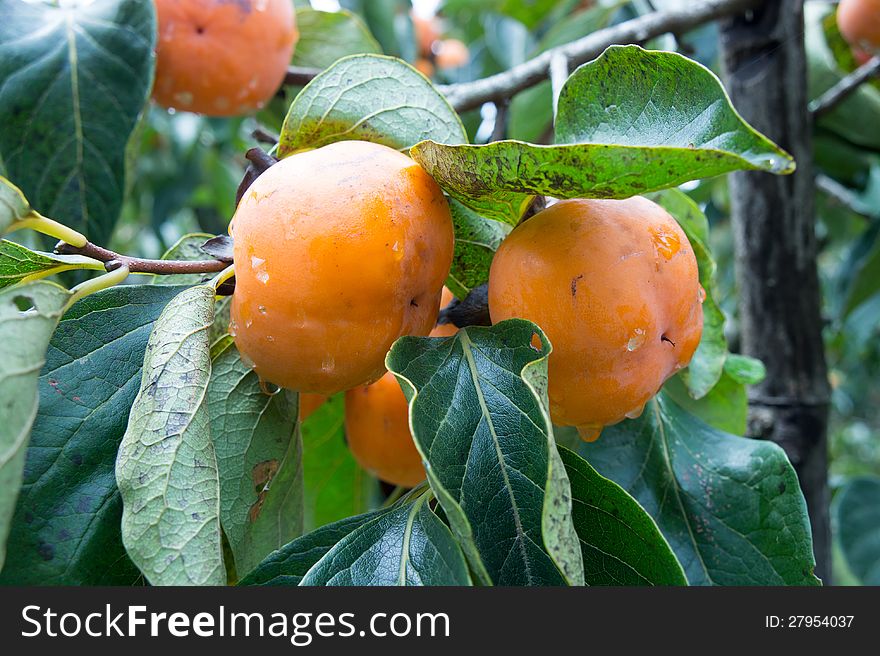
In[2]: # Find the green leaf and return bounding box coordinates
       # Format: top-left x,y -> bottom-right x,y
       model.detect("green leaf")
723,354 -> 766,386
208,337 -> 303,580
558,446 -> 687,586
0,0 -> 157,245
0,239 -> 104,288
291,8 -> 382,69
116,285 -> 224,586
833,476 -> 880,585
239,508 -> 391,586
301,394 -> 380,532
0,281 -> 69,572
412,46 -> 794,224
650,189 -> 727,398
301,490 -> 471,586
663,371 -> 747,436
446,199 -> 510,299
387,319 -> 584,586
509,1 -> 625,142
0,284 -> 185,585
579,393 -> 820,586
278,55 -> 467,156
0,176 -> 34,234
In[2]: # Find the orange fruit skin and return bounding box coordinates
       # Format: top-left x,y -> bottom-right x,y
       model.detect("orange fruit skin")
488,198 -> 704,439
153,0 -> 298,116
230,140 -> 454,395
431,286 -> 458,337
838,0 -> 880,54
299,393 -> 328,422
345,372 -> 425,488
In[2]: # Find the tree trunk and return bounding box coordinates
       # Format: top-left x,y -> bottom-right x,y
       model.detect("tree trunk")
720,0 -> 832,583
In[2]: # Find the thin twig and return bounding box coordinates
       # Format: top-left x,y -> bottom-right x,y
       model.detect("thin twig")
252,126 -> 280,145
810,55 -> 880,118
439,0 -> 761,112
816,173 -> 878,219
55,241 -> 229,275
284,65 -> 323,87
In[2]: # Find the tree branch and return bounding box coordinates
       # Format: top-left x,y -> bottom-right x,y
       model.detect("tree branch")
440,0 -> 762,112
809,55 -> 880,118
284,65 -> 322,87
55,241 -> 229,275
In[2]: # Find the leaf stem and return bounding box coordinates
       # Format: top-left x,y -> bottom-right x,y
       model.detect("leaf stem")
9,213 -> 88,248
63,264 -> 130,312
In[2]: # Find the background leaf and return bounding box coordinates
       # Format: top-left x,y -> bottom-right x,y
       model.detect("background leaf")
301,394 -> 380,532
559,445 -> 687,586
278,54 -> 467,155
0,284 -> 184,585
208,337 -> 303,580
0,239 -> 104,288
579,393 -> 820,586
0,0 -> 157,245
0,281 -> 69,572
412,46 -> 793,224
300,490 -> 471,586
387,320 -> 584,586
446,199 -> 509,299
833,476 -> 880,585
240,507 -> 391,586
116,285 -> 224,586
291,8 -> 382,68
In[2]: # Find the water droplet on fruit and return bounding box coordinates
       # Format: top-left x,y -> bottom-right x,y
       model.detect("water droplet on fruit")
626,328 -> 646,352
251,256 -> 270,284
577,424 -> 603,442
239,350 -> 255,370
266,335 -> 274,342
258,305 -> 267,314
649,226 -> 681,260
259,379 -> 281,396
245,318 -> 253,328
625,404 -> 645,420
698,286 -> 707,303
321,355 -> 335,373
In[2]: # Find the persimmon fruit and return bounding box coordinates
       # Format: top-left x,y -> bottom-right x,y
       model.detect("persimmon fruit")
343,288 -> 457,487
299,393 -> 327,422
230,140 -> 454,395
152,0 -> 298,116
488,197 -> 704,441
838,0 -> 880,55
434,39 -> 470,69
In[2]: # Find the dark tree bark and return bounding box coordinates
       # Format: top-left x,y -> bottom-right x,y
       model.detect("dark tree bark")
720,1 -> 831,582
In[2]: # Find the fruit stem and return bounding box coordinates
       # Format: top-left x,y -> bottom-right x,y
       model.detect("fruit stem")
55,240 -> 229,275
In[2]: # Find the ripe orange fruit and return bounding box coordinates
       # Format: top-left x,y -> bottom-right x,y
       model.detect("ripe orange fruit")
343,288 -> 456,487
838,0 -> 880,54
434,39 -> 470,69
488,198 -> 704,441
299,393 -> 327,422
345,372 -> 424,488
153,0 -> 298,116
412,13 -> 440,58
230,140 -> 454,395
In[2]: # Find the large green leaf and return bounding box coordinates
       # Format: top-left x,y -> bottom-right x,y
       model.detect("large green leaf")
0,0 -> 156,245
0,281 -> 69,572
387,319 -> 584,586
558,446 -> 686,586
291,8 -> 381,69
301,394 -> 380,532
446,199 -> 510,299
650,189 -> 727,399
0,239 -> 104,288
663,371 -> 747,437
833,477 -> 880,585
116,285 -> 224,586
412,46 -> 793,224
239,508 -> 391,586
278,54 -> 467,156
208,337 -> 303,580
301,490 -> 471,586
0,284 -> 184,585
0,176 -> 34,235
579,393 -> 820,586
